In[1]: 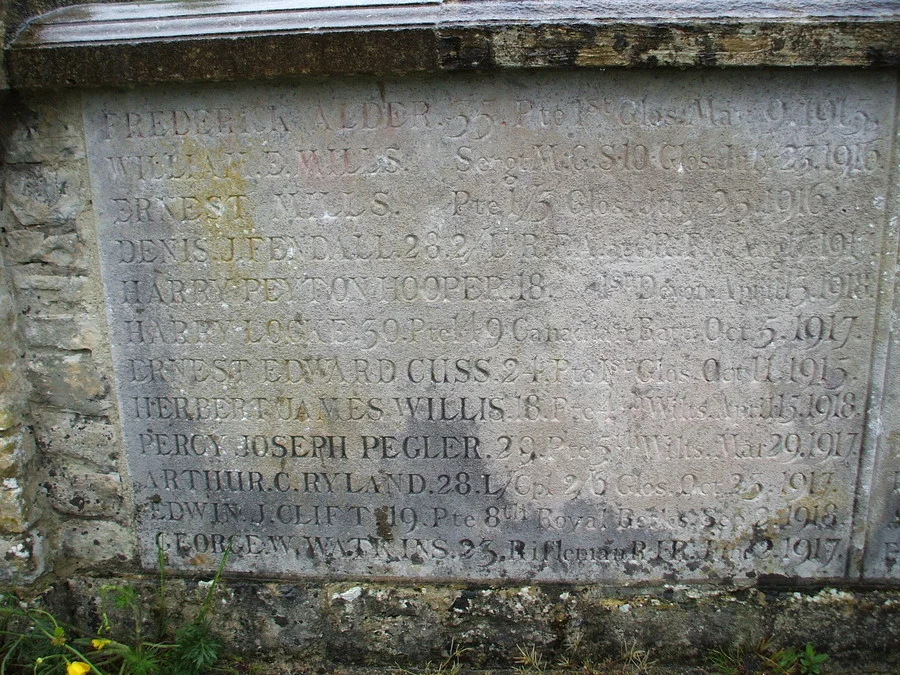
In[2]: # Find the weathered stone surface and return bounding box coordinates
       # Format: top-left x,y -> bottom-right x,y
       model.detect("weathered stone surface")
771,588 -> 900,657
59,519 -> 134,564
56,577 -> 327,659
40,577 -> 900,670
42,459 -> 124,519
26,351 -> 110,415
0,374 -> 26,433
0,430 -> 33,479
4,230 -> 84,269
0,531 -> 45,582
4,163 -> 85,226
857,117 -> 900,580
32,410 -> 119,470
0,94 -> 85,164
577,586 -> 769,663
6,2 -> 899,88
0,475 -> 33,532
0,227 -> 43,581
326,585 -> 453,664
12,269 -> 87,299
80,70 -> 897,583
0,254 -> 29,433
21,314 -> 100,351
12,271 -> 91,341
217,583 -> 325,656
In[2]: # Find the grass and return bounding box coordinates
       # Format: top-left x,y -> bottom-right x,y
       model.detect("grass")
0,547 -> 231,675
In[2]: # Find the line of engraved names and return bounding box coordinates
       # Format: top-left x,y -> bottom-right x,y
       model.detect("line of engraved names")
104,185 -> 871,229
120,353 -> 854,390
139,464 -> 831,505
110,270 -> 875,305
144,497 -> 845,537
97,95 -> 880,142
148,529 -> 845,571
133,429 -> 859,464
116,312 -> 864,351
124,390 -> 863,424
110,224 -> 876,265
101,140 -> 882,184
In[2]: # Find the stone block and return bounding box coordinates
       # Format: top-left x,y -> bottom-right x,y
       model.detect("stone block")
325,585 -> 450,664
3,230 -> 84,270
577,588 -> 766,663
11,270 -> 89,312
32,410 -> 118,470
4,163 -> 86,226
0,476 -> 32,533
212,583 -> 325,656
21,314 -> 100,351
772,589 -> 900,657
27,352 -> 110,415
0,390 -> 26,434
0,531 -> 45,583
42,459 -> 124,519
0,430 -> 34,478
60,520 -> 135,565
440,586 -> 561,665
2,96 -> 85,165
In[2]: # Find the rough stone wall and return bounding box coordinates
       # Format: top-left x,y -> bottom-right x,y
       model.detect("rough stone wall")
40,579 -> 900,669
0,179 -> 41,583
0,91 -> 134,586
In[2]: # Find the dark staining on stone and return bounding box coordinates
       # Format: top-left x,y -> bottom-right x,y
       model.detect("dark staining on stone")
532,27 -> 583,67
697,45 -> 719,67
527,25 -> 594,66
276,585 -> 299,599
374,505 -> 393,542
866,46 -> 900,66
451,595 -> 469,612
438,30 -> 494,70
623,25 -> 676,67
8,17 -> 898,86
11,29 -> 439,87
274,615 -> 289,627
451,589 -> 480,612
694,25 -> 738,67
757,574 -> 813,590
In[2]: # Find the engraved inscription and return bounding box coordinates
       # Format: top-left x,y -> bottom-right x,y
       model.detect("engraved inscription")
84,71 -> 896,581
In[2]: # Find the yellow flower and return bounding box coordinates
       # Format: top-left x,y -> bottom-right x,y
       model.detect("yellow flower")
91,639 -> 111,650
66,662 -> 91,675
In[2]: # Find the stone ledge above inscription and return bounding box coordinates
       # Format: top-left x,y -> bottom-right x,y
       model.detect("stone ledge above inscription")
6,0 -> 900,89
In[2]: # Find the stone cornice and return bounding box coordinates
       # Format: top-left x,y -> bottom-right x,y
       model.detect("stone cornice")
4,0 -> 899,88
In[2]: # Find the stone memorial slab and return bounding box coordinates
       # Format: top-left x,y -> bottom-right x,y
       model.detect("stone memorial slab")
84,70 -> 897,581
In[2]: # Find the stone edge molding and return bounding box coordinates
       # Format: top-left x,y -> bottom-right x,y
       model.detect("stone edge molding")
3,0 -> 900,89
